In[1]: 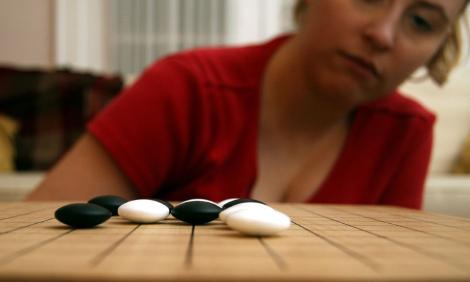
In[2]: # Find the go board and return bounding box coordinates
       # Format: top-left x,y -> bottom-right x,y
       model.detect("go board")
0,202 -> 469,281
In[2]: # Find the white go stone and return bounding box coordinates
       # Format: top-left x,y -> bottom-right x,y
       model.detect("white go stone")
217,198 -> 239,208
179,198 -> 218,205
118,199 -> 170,223
219,202 -> 273,223
226,208 -> 291,236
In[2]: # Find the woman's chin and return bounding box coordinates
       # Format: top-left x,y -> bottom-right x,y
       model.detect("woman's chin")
312,76 -> 378,106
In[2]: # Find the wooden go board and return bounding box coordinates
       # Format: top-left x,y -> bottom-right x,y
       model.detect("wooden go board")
0,202 -> 469,281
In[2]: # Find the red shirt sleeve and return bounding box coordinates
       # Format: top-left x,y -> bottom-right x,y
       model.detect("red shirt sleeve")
87,56 -> 205,197
378,116 -> 435,209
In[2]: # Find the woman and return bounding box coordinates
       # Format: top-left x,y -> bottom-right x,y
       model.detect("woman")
27,0 -> 469,209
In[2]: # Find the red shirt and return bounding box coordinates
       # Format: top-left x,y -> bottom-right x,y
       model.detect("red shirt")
88,36 -> 435,209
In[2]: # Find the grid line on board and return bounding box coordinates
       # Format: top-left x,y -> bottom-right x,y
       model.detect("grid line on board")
291,220 -> 380,272
0,208 -> 53,221
184,225 -> 196,267
302,206 -> 470,273
90,224 -> 141,266
257,237 -> 288,270
0,218 -> 54,235
0,203 -> 468,282
329,207 -> 470,246
0,230 -> 74,266
391,214 -> 470,231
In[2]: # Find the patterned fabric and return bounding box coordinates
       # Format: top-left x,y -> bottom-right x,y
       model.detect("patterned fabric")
0,66 -> 123,170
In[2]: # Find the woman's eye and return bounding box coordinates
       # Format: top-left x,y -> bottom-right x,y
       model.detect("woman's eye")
411,15 -> 434,33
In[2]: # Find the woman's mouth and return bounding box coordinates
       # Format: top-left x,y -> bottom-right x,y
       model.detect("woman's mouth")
337,51 -> 381,81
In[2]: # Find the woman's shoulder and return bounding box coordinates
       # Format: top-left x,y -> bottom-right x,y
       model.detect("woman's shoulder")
146,35 -> 289,88
357,91 -> 436,125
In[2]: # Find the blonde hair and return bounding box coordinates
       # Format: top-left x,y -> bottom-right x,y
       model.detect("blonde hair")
427,17 -> 468,85
293,1 -> 469,86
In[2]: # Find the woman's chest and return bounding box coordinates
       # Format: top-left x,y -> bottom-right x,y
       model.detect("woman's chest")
251,125 -> 348,202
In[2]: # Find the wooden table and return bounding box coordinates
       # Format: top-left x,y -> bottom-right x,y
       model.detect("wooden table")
0,203 -> 469,282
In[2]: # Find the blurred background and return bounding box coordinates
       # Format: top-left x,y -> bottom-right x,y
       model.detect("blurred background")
0,0 -> 470,217
0,0 -> 295,74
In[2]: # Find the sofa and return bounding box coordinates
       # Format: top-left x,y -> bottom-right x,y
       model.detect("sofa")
1,66 -> 470,218
0,66 -> 123,170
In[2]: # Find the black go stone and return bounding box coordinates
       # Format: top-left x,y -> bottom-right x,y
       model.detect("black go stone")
222,198 -> 266,210
171,201 -> 222,225
55,203 -> 112,228
88,195 -> 128,216
151,199 -> 174,212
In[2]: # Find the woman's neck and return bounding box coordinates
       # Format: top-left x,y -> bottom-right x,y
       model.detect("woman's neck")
261,35 -> 353,139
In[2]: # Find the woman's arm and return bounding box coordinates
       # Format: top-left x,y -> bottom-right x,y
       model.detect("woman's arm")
379,120 -> 434,209
25,133 -> 138,201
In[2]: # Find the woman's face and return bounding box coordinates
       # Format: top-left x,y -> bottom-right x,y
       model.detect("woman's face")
296,0 -> 466,104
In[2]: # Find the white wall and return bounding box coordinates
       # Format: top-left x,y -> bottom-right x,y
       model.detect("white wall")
401,67 -> 470,175
0,0 -> 54,68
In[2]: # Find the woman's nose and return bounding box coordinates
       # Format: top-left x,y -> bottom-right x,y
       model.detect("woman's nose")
362,15 -> 398,52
